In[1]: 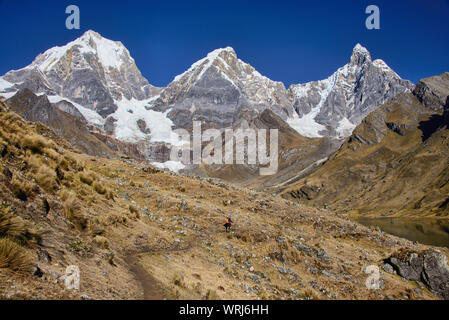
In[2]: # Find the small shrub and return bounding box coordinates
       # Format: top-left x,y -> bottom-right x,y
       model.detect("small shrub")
69,240 -> 89,252
10,175 -> 36,201
0,238 -> 31,273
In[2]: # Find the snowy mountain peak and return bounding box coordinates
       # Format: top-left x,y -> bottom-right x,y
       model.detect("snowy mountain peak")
208,46 -> 236,56
352,43 -> 370,56
154,45 -> 295,131
1,29 -> 162,132
172,46 -> 237,83
33,30 -> 129,73
350,43 -> 372,65
81,29 -> 103,40
287,43 -> 413,138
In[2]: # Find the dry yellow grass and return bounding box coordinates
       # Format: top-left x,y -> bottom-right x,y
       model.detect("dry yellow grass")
0,206 -> 25,239
35,165 -> 57,192
0,100 -> 447,300
62,190 -> 87,230
79,172 -> 93,185
22,134 -> 51,154
9,174 -> 36,201
0,238 -> 31,273
93,181 -> 107,195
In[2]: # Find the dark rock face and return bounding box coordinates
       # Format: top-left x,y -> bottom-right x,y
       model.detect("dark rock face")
146,142 -> 171,162
413,72 -> 449,111
6,89 -> 115,158
386,122 -> 406,136
152,47 -> 295,131
290,185 -> 321,200
386,252 -> 424,281
136,119 -> 151,134
385,249 -> 449,299
53,100 -> 86,122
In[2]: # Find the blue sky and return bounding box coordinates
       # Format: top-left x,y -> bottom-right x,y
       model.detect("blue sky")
0,0 -> 448,87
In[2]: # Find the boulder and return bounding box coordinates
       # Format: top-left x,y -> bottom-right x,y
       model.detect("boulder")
385,249 -> 449,299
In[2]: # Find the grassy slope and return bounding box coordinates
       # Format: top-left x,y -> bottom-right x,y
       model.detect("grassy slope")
0,100 -> 446,300
282,92 -> 449,218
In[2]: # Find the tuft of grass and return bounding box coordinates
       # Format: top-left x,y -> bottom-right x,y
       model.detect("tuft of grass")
0,206 -> 25,239
22,134 -> 51,154
79,172 -> 93,186
43,147 -> 62,162
93,181 -> 107,195
128,205 -> 140,219
35,165 -> 58,192
10,175 -> 36,201
25,154 -> 42,172
298,289 -> 317,300
0,238 -> 31,273
62,190 -> 88,230
129,205 -> 139,214
106,190 -> 114,201
0,205 -> 41,246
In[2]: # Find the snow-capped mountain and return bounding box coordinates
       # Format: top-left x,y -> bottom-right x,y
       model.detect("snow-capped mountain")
0,31 -> 415,175
2,30 -> 161,116
0,31 -> 188,146
150,47 -> 296,129
287,44 -> 414,138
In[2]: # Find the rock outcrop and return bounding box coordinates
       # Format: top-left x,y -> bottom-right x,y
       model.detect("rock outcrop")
384,249 -> 449,299
413,72 -> 449,111
6,88 -> 116,158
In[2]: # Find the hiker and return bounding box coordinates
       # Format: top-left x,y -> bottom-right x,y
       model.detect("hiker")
224,216 -> 233,232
